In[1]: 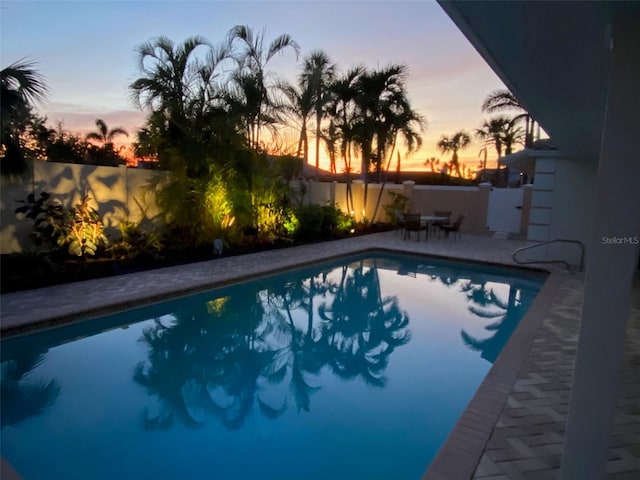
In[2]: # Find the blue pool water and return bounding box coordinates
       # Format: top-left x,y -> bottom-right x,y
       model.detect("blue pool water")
1,252 -> 545,480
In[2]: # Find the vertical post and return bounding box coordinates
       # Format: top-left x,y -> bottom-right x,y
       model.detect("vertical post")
330,181 -> 337,207
306,179 -> 313,206
352,180 -> 364,221
561,18 -> 640,479
520,184 -> 534,238
402,180 -> 415,212
478,182 -> 492,232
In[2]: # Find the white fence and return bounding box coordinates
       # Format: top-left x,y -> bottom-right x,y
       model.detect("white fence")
1,162 -> 167,254
1,162 -> 530,254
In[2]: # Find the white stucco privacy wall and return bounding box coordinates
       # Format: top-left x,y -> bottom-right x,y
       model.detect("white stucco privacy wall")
3,163 -> 529,254
0,162 -> 167,254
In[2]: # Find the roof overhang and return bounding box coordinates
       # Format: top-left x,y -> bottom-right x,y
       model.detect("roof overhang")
500,147 -> 564,175
438,1 -> 640,163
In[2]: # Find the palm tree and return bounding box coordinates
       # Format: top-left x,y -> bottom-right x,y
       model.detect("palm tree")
349,65 -> 425,224
475,116 -> 526,172
1,59 -> 48,177
477,147 -> 488,181
130,35 -> 230,177
437,130 -> 471,178
278,80 -> 313,169
324,66 -> 366,212
226,25 -> 299,150
84,119 -> 129,166
475,117 -> 509,159
1,59 -> 47,118
481,89 -> 537,147
130,36 -> 210,125
322,65 -> 424,220
352,65 -> 425,181
325,66 -> 365,177
86,118 -> 129,148
424,156 -> 440,173
501,119 -> 525,155
299,50 -> 335,174
320,120 -> 339,176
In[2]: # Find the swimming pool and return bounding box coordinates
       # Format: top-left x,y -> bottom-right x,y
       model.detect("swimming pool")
1,252 -> 546,479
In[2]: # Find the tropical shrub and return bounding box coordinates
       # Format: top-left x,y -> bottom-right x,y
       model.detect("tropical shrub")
15,191 -> 65,251
55,195 -> 108,258
382,192 -> 409,225
203,172 -> 237,241
107,221 -> 163,260
251,174 -> 295,240
293,204 -> 353,241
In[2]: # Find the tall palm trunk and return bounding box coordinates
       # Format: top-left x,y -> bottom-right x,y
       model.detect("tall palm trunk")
370,139 -> 398,224
452,151 -> 462,177
360,141 -> 373,221
315,109 -> 321,174
296,118 -> 308,167
343,141 -> 354,214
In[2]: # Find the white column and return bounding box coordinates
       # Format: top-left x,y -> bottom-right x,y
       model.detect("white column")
352,180 -> 365,220
561,18 -> 640,479
402,180 -> 415,212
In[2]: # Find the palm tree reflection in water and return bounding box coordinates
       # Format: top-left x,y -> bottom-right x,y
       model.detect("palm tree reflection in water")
1,351 -> 61,428
134,260 -> 411,430
459,279 -> 535,363
318,261 -> 411,387
422,261 -> 535,364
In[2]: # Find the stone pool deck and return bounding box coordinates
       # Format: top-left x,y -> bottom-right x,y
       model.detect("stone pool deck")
1,231 -> 639,479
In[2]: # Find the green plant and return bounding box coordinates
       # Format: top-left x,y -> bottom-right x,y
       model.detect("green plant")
334,207 -> 355,234
107,221 -> 163,260
56,195 -> 108,257
293,204 -> 353,241
293,205 -> 323,241
15,191 -> 65,251
382,191 -> 409,225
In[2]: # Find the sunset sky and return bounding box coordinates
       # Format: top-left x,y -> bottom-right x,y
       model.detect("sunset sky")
1,0 -> 511,172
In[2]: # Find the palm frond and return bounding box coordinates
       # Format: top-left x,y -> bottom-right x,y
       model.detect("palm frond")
1,58 -> 48,106
481,89 -> 523,113
266,34 -> 300,63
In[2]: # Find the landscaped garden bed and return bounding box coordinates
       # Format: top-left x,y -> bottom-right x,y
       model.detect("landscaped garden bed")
2,200 -> 391,294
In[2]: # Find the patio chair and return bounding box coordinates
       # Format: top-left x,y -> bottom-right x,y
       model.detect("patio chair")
403,213 -> 425,241
440,214 -> 465,240
393,209 -> 405,237
432,210 -> 452,236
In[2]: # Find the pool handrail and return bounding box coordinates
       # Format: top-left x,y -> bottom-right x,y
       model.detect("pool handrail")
512,238 -> 585,273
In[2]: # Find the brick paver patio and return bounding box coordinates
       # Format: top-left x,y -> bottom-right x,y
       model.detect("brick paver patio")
469,274 -> 640,480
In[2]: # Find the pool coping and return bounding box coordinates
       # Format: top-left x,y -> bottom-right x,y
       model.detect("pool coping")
0,232 -> 561,479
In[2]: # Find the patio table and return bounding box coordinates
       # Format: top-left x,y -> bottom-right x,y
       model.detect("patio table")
420,215 -> 450,240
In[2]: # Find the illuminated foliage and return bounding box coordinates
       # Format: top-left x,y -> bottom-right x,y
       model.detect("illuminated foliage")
55,195 -> 109,257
